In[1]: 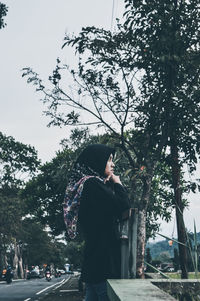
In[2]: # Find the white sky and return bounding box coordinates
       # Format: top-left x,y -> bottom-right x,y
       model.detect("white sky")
0,0 -> 199,239
0,0 -> 124,163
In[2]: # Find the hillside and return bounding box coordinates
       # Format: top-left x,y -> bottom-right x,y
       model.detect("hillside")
146,232 -> 200,259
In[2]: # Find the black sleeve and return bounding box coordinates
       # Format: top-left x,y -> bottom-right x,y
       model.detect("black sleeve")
81,177 -> 130,219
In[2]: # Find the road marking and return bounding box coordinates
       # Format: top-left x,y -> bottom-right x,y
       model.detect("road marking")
60,289 -> 79,292
36,278 -> 66,295
24,298 -> 31,301
53,278 -> 69,290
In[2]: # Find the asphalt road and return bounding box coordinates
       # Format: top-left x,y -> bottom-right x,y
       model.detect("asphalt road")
0,275 -> 70,301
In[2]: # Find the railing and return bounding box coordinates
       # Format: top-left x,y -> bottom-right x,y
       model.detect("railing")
120,208 -> 138,279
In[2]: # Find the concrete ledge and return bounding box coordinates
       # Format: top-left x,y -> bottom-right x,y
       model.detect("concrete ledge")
152,279 -> 200,283
107,279 -> 177,301
152,279 -> 200,299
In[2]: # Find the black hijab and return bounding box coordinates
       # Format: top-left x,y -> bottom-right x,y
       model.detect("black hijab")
75,144 -> 115,177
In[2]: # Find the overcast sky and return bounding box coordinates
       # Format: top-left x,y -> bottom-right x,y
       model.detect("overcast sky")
0,0 -> 124,163
0,0 -> 199,240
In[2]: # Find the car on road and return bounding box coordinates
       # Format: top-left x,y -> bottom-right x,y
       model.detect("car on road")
57,269 -> 66,275
26,267 -> 44,279
66,270 -> 74,274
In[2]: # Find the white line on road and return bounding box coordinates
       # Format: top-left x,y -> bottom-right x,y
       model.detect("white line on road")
24,298 -> 31,301
53,278 -> 70,290
60,289 -> 79,292
36,278 -> 66,295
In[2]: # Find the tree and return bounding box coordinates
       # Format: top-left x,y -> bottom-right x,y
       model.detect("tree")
0,131 -> 39,191
21,148 -> 75,236
18,218 -> 67,268
0,132 -> 40,276
0,194 -> 23,271
124,0 -> 200,278
3,217 -> 68,278
0,2 -> 8,29
65,241 -> 84,269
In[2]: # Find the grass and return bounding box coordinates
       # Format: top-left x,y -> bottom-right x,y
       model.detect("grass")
165,272 -> 200,279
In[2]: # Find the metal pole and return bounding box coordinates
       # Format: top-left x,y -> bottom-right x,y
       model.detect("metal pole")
129,208 -> 138,279
120,216 -> 129,279
120,208 -> 138,279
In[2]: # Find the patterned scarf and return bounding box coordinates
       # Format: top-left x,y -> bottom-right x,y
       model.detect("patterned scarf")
63,164 -> 104,239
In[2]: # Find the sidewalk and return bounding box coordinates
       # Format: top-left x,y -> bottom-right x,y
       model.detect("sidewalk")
38,275 -> 85,301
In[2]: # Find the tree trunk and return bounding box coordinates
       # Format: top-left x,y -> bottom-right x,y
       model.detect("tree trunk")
171,142 -> 188,279
136,172 -> 153,278
13,238 -> 25,279
13,246 -> 18,279
13,243 -> 19,279
18,254 -> 24,279
136,209 -> 146,278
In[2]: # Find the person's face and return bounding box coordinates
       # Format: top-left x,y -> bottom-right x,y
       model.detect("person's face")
104,154 -> 115,177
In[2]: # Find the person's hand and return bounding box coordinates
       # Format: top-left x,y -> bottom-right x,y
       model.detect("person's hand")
104,173 -> 122,185
104,174 -> 113,184
110,174 -> 122,185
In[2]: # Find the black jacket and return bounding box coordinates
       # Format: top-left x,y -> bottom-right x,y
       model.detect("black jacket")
78,176 -> 129,283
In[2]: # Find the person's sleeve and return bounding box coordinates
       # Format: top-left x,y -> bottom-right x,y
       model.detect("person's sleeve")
113,183 -> 130,213
82,178 -> 130,218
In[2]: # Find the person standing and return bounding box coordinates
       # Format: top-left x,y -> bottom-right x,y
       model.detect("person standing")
63,144 -> 130,301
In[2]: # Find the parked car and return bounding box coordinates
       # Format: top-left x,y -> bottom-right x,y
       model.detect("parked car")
66,270 -> 74,274
73,270 -> 81,276
57,269 -> 66,275
26,267 -> 44,279
161,265 -> 175,272
165,267 -> 175,272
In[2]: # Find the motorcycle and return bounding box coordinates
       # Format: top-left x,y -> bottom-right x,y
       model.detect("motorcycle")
5,267 -> 13,284
54,270 -> 61,278
55,271 -> 60,278
45,271 -> 51,282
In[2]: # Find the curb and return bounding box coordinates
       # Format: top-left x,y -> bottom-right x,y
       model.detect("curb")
0,278 -> 24,284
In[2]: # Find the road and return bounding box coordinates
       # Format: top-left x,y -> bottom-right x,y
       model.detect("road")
0,275 -> 70,301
